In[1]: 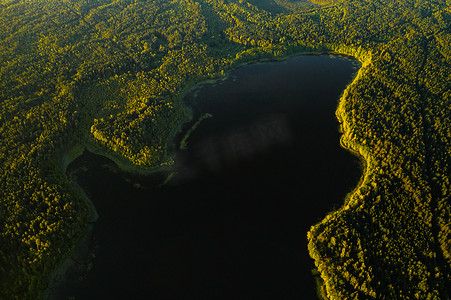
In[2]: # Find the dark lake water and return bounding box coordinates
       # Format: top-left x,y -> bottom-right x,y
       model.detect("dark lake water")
59,55 -> 361,299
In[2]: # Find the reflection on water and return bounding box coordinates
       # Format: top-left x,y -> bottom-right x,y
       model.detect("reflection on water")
176,114 -> 292,181
59,55 -> 361,299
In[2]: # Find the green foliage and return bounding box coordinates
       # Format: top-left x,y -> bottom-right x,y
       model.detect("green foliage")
180,112 -> 213,150
0,0 -> 450,299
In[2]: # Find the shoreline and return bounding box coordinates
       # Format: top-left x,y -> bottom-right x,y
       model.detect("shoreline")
335,55 -> 372,208
42,175 -> 98,300
307,49 -> 372,298
42,220 -> 96,300
47,49 -> 367,299
58,48 -> 362,177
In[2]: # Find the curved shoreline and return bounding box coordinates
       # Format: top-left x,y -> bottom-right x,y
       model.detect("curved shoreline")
42,173 -> 98,300
335,54 -> 373,208
307,48 -> 372,298
60,46 -> 367,177
47,48 -> 369,299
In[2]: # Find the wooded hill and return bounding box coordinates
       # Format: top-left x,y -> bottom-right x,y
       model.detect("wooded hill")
0,0 -> 449,298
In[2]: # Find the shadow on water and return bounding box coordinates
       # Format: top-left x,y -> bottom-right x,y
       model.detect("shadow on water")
59,55 -> 361,299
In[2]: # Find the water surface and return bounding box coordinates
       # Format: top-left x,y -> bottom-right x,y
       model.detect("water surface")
61,55 -> 361,299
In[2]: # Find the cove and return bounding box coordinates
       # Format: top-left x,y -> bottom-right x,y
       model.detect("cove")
56,55 -> 361,299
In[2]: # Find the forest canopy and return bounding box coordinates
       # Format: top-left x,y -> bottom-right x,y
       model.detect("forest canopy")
0,0 -> 450,299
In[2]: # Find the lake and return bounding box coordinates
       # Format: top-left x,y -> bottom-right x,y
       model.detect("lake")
57,55 -> 361,299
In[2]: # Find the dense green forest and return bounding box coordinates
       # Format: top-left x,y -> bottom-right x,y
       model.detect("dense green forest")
0,0 -> 450,298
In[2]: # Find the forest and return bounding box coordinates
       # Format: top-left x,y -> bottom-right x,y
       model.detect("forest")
0,0 -> 450,298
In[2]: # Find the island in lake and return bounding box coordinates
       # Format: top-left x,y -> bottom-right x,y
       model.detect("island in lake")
0,0 -> 450,299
